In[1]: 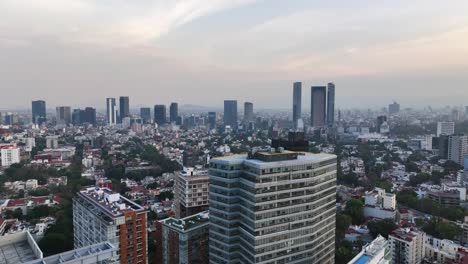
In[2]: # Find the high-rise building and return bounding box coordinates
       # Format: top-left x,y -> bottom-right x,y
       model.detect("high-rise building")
156,211 -> 209,264
311,86 -> 327,127
175,167 -> 209,218
140,107 -> 151,124
389,228 -> 423,264
448,135 -> 468,165
119,96 -> 130,123
170,102 -> 178,123
56,106 -> 72,126
0,112 -> 2,125
208,112 -> 216,129
437,121 -> 455,137
1,146 -> 20,168
327,82 -> 335,126
46,136 -> 59,149
154,105 -> 167,126
377,115 -> 388,133
32,100 -> 46,125
388,102 -> 400,114
72,109 -> 82,125
209,149 -> 337,264
244,102 -> 254,123
83,107 -> 97,125
293,82 -> 302,128
106,98 -> 117,126
73,187 -> 148,264
223,100 -> 237,129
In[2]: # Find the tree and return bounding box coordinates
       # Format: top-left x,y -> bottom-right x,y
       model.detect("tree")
38,233 -> 69,256
29,188 -> 50,196
344,199 -> 365,225
367,219 -> 397,239
423,218 -> 463,241
158,191 -> 174,201
336,213 -> 352,240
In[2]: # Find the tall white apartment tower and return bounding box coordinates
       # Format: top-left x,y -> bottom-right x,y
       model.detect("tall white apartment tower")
437,121 -> 455,137
208,149 -> 337,264
106,98 -> 117,126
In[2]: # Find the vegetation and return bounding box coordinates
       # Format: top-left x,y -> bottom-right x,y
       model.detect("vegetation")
422,218 -> 463,241
344,199 -> 365,225
367,219 -> 397,239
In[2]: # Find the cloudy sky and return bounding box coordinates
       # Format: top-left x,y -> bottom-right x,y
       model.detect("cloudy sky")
1,0 -> 468,110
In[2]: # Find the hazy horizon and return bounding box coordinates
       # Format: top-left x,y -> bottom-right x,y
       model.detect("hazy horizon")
1,0 -> 468,109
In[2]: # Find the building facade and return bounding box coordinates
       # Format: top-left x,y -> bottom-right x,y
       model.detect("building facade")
293,82 -> 302,128
156,211 -> 210,264
32,100 -> 46,125
348,235 -> 391,264
56,106 -> 72,126
169,103 -> 178,123
448,135 -> 468,165
437,121 -> 455,137
209,150 -> 337,264
244,102 -> 254,123
154,105 -> 167,126
223,100 -> 238,129
140,107 -> 151,124
326,82 -> 335,127
389,228 -> 424,264
1,147 -> 20,168
208,112 -> 217,129
311,86 -> 327,128
175,167 -> 209,218
119,96 -> 130,123
73,187 -> 148,264
106,98 -> 117,126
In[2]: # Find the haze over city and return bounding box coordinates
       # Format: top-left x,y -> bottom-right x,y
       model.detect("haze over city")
1,0 -> 468,109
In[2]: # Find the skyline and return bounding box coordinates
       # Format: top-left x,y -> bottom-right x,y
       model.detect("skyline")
1,0 -> 468,109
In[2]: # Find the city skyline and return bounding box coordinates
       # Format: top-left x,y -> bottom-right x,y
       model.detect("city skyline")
1,0 -> 468,109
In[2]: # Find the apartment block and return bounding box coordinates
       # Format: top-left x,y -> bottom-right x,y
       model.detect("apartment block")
209,149 -> 337,264
73,187 -> 147,264
175,167 -> 209,218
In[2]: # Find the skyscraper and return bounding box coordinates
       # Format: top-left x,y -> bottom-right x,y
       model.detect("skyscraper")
388,101 -> 400,114
170,102 -> 178,123
223,100 -> 237,129
83,107 -> 96,125
327,82 -> 335,126
73,187 -> 148,264
208,112 -> 216,129
448,135 -> 468,165
244,102 -> 254,122
293,82 -> 302,128
175,167 -> 209,218
56,106 -> 71,125
311,86 -> 327,127
106,98 -> 117,126
154,105 -> 167,125
209,150 -> 337,264
119,96 -> 130,123
32,100 -> 46,125
140,107 -> 151,124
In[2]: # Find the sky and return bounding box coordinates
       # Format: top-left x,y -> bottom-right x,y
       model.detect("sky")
1,0 -> 468,110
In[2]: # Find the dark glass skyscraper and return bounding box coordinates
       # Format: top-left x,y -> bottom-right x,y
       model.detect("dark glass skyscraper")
223,100 -> 237,129
84,107 -> 97,125
208,112 -> 217,129
154,105 -> 167,126
119,96 -> 130,122
327,82 -> 335,126
311,86 -> 326,127
56,106 -> 71,125
244,102 -> 254,122
170,102 -> 178,123
32,100 -> 46,125
293,82 -> 302,128
140,107 -> 151,124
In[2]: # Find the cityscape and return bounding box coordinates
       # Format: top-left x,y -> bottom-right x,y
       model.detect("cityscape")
2,1 -> 468,264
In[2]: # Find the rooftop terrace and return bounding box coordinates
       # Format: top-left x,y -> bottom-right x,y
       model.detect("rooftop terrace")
78,187 -> 145,217
162,211 -> 209,232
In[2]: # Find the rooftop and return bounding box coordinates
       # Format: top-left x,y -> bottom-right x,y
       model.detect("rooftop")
178,167 -> 209,177
161,211 -> 209,232
0,232 -> 42,264
78,187 -> 145,217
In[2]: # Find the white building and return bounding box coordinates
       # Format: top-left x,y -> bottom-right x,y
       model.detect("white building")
348,235 -> 391,264
448,135 -> 468,165
389,228 -> 424,264
437,121 -> 455,137
25,179 -> 38,190
364,188 -> 397,220
423,234 -> 464,263
1,147 -> 20,167
46,136 -> 59,149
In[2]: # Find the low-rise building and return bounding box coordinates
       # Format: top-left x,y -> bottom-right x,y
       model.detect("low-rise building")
364,188 -> 397,220
389,228 -> 424,264
348,235 -> 391,264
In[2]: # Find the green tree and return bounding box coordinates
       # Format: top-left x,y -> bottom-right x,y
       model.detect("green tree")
367,219 -> 397,239
344,199 -> 365,225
